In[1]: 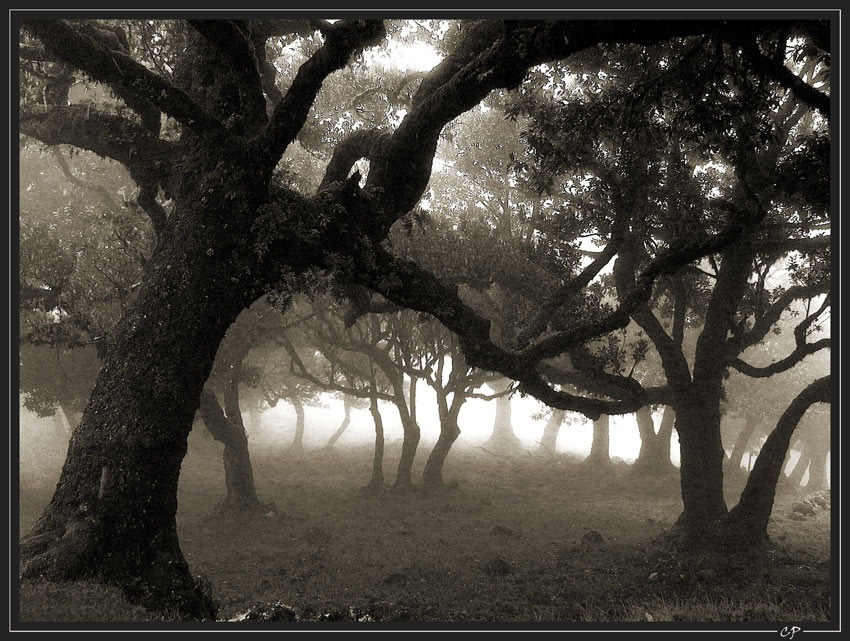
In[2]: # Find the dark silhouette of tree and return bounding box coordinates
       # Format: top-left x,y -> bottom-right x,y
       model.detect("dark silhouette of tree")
17,16 -> 830,617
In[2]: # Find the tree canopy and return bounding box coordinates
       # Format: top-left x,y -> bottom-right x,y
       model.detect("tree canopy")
17,14 -> 832,620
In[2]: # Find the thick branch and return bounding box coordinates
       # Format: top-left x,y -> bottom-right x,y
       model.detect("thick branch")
516,238 -> 619,347
198,389 -> 247,449
366,20 -> 753,216
23,20 -> 231,138
256,19 -> 386,163
319,129 -> 391,191
21,105 -> 172,186
734,35 -> 830,119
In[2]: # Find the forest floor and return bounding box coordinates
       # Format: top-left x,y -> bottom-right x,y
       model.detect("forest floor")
17,428 -> 832,626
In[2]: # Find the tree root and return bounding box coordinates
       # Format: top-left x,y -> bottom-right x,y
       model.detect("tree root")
20,515 -> 217,621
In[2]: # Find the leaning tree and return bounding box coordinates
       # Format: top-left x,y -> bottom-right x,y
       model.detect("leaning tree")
17,17 -> 830,618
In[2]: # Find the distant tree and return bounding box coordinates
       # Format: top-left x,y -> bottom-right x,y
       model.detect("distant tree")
18,17 -> 829,616
535,408 -> 567,456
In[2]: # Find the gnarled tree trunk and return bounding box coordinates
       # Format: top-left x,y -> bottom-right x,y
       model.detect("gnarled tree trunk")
198,389 -> 270,515
422,398 -> 461,491
673,388 -> 729,541
394,416 -> 420,489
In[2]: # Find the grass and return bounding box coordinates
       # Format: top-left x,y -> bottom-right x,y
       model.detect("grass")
16,427 -> 832,625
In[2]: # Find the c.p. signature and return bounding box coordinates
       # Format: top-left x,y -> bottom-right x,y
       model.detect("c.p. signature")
779,625 -> 801,640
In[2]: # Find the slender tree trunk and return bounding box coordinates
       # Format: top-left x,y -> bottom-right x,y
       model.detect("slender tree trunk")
536,409 -> 565,455
422,404 -> 461,490
394,415 -> 420,489
484,380 -> 522,454
325,394 -> 352,449
724,376 -> 830,543
197,389 -> 269,515
365,390 -> 384,491
585,414 -> 610,465
806,445 -> 829,491
726,417 -> 758,474
786,450 -> 809,487
409,376 -> 417,425
290,396 -> 305,452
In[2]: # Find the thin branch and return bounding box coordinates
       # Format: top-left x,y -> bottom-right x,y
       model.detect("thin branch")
731,338 -> 830,378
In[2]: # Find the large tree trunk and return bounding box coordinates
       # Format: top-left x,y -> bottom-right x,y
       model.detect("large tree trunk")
325,394 -> 352,449
422,405 -> 461,490
484,380 -> 522,454
19,223 -> 260,618
289,396 -> 305,452
673,388 -> 729,542
724,377 -> 830,543
536,409 -> 565,456
584,414 -> 610,465
197,389 -> 270,515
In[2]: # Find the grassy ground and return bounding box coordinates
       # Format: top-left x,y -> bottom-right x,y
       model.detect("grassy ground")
17,428 -> 831,625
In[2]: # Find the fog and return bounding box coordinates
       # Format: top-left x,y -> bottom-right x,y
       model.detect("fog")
19,389 -> 686,487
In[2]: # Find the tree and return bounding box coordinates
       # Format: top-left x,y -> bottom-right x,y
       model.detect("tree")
18,17 -> 830,617
283,299 -> 399,491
